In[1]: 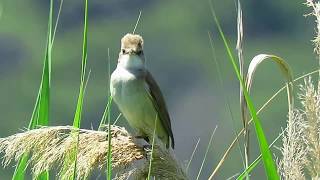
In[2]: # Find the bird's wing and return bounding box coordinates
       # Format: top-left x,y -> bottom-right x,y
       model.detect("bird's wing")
145,70 -> 175,148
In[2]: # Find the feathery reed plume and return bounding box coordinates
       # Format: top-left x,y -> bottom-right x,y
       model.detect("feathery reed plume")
0,125 -> 187,180
279,77 -> 320,179
299,78 -> 320,178
278,110 -> 307,180
305,0 -> 320,80
305,0 -> 320,57
278,2 -> 320,178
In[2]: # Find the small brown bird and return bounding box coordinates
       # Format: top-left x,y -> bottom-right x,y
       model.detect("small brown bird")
110,33 -> 174,148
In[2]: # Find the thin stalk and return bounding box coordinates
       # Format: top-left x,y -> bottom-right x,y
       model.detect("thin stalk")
196,126 -> 217,180
132,11 -> 142,34
186,138 -> 200,173
147,115 -> 158,180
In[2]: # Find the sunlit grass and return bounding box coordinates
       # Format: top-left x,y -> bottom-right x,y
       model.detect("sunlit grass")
12,0 -> 55,179
70,0 -> 88,179
3,0 -> 320,179
207,0 -> 289,179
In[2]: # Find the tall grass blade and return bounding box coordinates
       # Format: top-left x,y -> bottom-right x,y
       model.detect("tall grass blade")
237,125 -> 287,180
235,0 -> 250,173
12,153 -> 29,180
71,0 -> 88,178
107,48 -> 111,128
106,90 -> 112,179
72,0 -> 88,128
12,0 -> 54,179
208,1 -> 279,179
196,126 -> 217,180
106,110 -> 112,180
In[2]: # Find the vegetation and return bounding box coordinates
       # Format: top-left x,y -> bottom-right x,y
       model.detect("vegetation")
0,0 -> 320,179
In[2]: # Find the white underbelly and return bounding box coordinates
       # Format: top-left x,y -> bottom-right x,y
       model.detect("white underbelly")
119,91 -> 157,134
110,68 -> 168,144
111,70 -> 157,135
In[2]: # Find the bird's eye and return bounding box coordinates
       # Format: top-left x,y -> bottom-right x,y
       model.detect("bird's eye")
137,50 -> 142,55
122,49 -> 126,54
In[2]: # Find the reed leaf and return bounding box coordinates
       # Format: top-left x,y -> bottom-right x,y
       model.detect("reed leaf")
208,1 -> 280,179
12,0 -> 54,179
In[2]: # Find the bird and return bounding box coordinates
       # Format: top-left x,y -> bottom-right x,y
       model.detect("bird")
110,33 -> 174,149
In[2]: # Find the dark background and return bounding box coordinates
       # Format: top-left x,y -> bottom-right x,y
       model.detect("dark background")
0,0 -> 316,179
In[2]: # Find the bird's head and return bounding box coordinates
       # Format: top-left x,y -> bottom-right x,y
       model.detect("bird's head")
118,33 -> 145,70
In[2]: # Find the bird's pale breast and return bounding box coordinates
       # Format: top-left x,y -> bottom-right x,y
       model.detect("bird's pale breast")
110,67 -> 163,137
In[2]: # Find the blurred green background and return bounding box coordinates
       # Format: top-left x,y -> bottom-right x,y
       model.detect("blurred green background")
0,0 -> 317,179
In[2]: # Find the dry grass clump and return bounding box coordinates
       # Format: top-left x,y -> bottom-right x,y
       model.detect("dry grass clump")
0,125 -> 144,179
0,125 -> 187,179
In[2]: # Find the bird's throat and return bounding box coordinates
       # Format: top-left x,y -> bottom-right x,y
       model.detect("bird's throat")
118,54 -> 144,70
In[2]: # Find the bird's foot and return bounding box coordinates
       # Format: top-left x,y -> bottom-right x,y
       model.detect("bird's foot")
143,144 -> 152,151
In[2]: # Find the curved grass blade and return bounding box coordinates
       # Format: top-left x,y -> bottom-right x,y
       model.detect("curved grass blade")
12,0 -> 54,179
246,54 -> 294,110
210,69 -> 319,177
239,54 -> 293,178
208,1 -> 279,179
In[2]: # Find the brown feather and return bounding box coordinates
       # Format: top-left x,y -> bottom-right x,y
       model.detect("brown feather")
145,71 -> 175,148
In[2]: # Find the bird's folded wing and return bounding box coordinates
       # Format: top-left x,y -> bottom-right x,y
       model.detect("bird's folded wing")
145,70 -> 174,147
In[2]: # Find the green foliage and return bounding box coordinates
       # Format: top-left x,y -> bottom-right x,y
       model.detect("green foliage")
209,1 -> 280,179
70,0 -> 88,179
72,0 -> 88,129
12,0 -> 54,179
